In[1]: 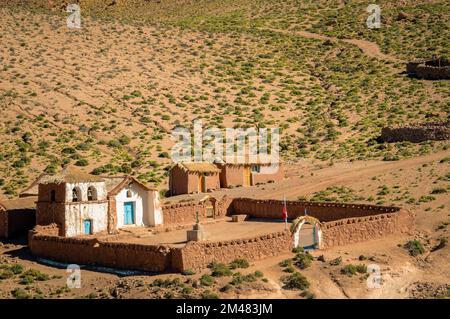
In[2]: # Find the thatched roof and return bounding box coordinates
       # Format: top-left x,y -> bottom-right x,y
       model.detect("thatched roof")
0,196 -> 37,211
19,173 -> 48,197
216,155 -> 281,166
174,162 -> 221,173
40,166 -> 104,184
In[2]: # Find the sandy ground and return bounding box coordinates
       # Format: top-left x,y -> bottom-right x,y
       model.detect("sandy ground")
105,218 -> 303,247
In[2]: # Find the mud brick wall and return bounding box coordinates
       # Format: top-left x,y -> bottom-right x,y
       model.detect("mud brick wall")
0,209 -> 36,239
176,230 -> 292,271
320,209 -> 414,249
380,122 -> 450,143
29,226 -> 174,272
252,163 -> 285,185
0,210 -> 7,238
162,196 -> 232,225
232,198 -> 400,222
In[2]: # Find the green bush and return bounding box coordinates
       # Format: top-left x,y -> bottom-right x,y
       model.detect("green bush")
209,263 -> 232,277
229,259 -> 249,269
19,275 -> 35,285
341,264 -> 357,276
6,264 -> 23,275
329,256 -> 342,266
20,269 -> 49,281
200,274 -> 215,286
294,252 -> 314,269
279,259 -> 293,267
201,290 -> 220,299
356,264 -> 367,274
11,288 -> 31,299
405,240 -> 425,256
281,272 -> 310,290
182,269 -> 196,276
0,269 -> 14,280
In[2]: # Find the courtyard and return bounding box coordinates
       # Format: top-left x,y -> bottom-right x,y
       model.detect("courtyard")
103,218 -> 315,248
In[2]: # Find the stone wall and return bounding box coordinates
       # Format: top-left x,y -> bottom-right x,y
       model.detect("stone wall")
320,209 -> 414,248
29,225 -> 174,272
28,225 -> 292,272
380,122 -> 450,143
161,196 -> 232,225
177,230 -> 292,271
407,59 -> 450,80
232,198 -> 414,248
232,198 -> 400,222
28,198 -> 414,272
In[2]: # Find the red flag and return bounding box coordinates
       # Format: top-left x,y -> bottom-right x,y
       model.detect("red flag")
282,198 -> 287,220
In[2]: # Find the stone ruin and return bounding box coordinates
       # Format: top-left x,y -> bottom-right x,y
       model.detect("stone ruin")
406,56 -> 450,80
380,122 -> 450,143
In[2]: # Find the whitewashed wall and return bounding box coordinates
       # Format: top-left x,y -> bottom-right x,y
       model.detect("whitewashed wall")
65,182 -> 107,202
115,183 -> 148,228
64,182 -> 108,237
64,202 -> 108,237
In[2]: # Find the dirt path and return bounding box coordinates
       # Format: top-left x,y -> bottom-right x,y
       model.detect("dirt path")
210,149 -> 450,200
261,28 -> 403,64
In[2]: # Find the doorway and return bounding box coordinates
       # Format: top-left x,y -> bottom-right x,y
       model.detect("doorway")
198,174 -> 206,193
83,219 -> 92,235
123,202 -> 135,225
243,167 -> 251,186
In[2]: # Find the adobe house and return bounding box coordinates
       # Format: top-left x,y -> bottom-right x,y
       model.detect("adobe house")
169,162 -> 221,196
35,167 -> 163,237
216,160 -> 284,188
0,196 -> 37,238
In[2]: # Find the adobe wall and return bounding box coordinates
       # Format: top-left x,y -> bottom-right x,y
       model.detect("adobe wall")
219,165 -> 245,188
232,198 -> 414,248
176,230 -> 292,271
169,167 -> 189,195
161,196 -> 232,225
28,198 -> 414,272
0,210 -> 7,238
232,198 -> 400,222
6,209 -> 36,238
252,163 -> 285,185
320,209 -> 414,249
380,122 -> 450,143
29,225 -> 292,272
29,225 -> 174,272
170,168 -> 220,195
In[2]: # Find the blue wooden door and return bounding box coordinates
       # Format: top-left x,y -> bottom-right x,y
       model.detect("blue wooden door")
83,220 -> 91,235
124,202 -> 135,225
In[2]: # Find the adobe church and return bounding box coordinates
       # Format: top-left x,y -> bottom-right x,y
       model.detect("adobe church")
35,167 -> 163,237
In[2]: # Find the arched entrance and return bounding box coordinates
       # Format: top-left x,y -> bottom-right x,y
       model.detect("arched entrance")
290,216 -> 322,250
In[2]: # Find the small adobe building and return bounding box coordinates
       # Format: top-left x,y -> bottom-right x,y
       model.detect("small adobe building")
35,167 -> 163,237
217,158 -> 284,188
0,196 -> 37,238
169,162 -> 221,196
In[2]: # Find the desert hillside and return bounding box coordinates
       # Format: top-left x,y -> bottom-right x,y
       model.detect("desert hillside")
0,0 -> 448,198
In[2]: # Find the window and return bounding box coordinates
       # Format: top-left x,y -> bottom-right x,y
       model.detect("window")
50,190 -> 56,203
126,190 -> 132,198
251,165 -> 260,173
87,186 -> 97,201
72,188 -> 80,202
